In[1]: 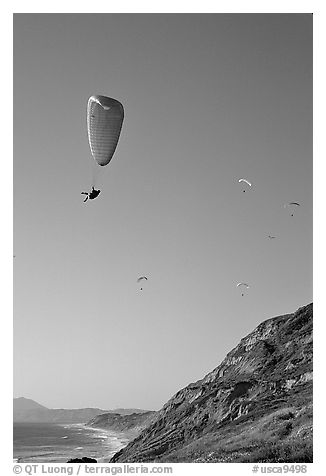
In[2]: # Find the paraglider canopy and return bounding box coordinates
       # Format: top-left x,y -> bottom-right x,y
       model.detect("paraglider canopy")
237,282 -> 250,296
284,202 -> 300,217
238,178 -> 252,192
137,276 -> 148,291
87,95 -> 124,167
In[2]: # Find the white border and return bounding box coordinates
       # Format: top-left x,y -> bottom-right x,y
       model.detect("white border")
3,3 -> 323,473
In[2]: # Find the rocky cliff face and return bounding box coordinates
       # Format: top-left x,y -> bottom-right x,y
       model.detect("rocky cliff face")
111,303 -> 312,463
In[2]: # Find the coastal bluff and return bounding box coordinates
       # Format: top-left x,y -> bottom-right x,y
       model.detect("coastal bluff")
87,411 -> 156,438
111,303 -> 313,463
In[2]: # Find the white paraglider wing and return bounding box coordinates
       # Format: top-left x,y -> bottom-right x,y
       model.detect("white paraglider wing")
238,178 -> 252,187
237,283 -> 249,288
87,95 -> 124,167
237,282 -> 250,296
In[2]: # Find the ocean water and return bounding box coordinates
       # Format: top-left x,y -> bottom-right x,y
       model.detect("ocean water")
13,422 -> 130,463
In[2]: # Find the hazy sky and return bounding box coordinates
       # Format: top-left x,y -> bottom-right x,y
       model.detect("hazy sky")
13,13 -> 312,411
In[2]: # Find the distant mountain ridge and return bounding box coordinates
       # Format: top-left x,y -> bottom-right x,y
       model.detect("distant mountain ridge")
13,398 -> 150,423
14,397 -> 48,411
111,303 -> 313,463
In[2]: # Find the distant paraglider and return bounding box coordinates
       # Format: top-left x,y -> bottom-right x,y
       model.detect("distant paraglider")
284,202 -> 300,217
82,95 -> 124,202
237,282 -> 249,297
137,276 -> 148,291
238,178 -> 252,192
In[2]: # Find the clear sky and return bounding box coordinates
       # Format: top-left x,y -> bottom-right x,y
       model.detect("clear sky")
13,13 -> 312,411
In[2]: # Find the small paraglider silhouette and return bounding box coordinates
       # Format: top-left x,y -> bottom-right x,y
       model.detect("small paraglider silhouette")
284,202 -> 300,217
81,187 -> 101,203
238,178 -> 252,193
237,282 -> 250,297
137,276 -> 148,291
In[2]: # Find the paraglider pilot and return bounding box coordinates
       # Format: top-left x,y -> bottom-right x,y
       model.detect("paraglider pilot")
81,187 -> 101,202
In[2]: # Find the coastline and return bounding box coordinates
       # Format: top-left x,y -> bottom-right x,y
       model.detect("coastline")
82,424 -> 131,461
14,422 -> 132,463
